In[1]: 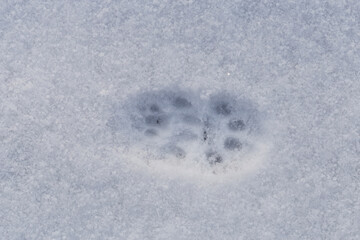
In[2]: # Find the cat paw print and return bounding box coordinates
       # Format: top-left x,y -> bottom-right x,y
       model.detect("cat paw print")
109,88 -> 271,179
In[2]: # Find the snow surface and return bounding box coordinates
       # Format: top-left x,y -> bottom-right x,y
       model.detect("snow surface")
1,0 -> 360,239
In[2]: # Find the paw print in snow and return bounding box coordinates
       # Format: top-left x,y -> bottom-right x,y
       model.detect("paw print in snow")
109,88 -> 271,179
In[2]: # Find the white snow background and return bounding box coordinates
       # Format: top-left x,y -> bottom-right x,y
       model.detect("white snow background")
1,0 -> 360,239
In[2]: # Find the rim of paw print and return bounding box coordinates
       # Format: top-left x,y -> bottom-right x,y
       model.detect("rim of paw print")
108,87 -> 274,182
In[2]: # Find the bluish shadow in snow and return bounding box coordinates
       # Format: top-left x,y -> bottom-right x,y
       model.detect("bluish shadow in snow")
108,87 -> 272,181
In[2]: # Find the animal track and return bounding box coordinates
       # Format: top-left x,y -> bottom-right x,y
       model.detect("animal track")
224,137 -> 242,151
109,88 -> 270,177
213,101 -> 232,116
228,119 -> 245,131
145,114 -> 169,127
206,151 -> 223,165
173,96 -> 192,108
